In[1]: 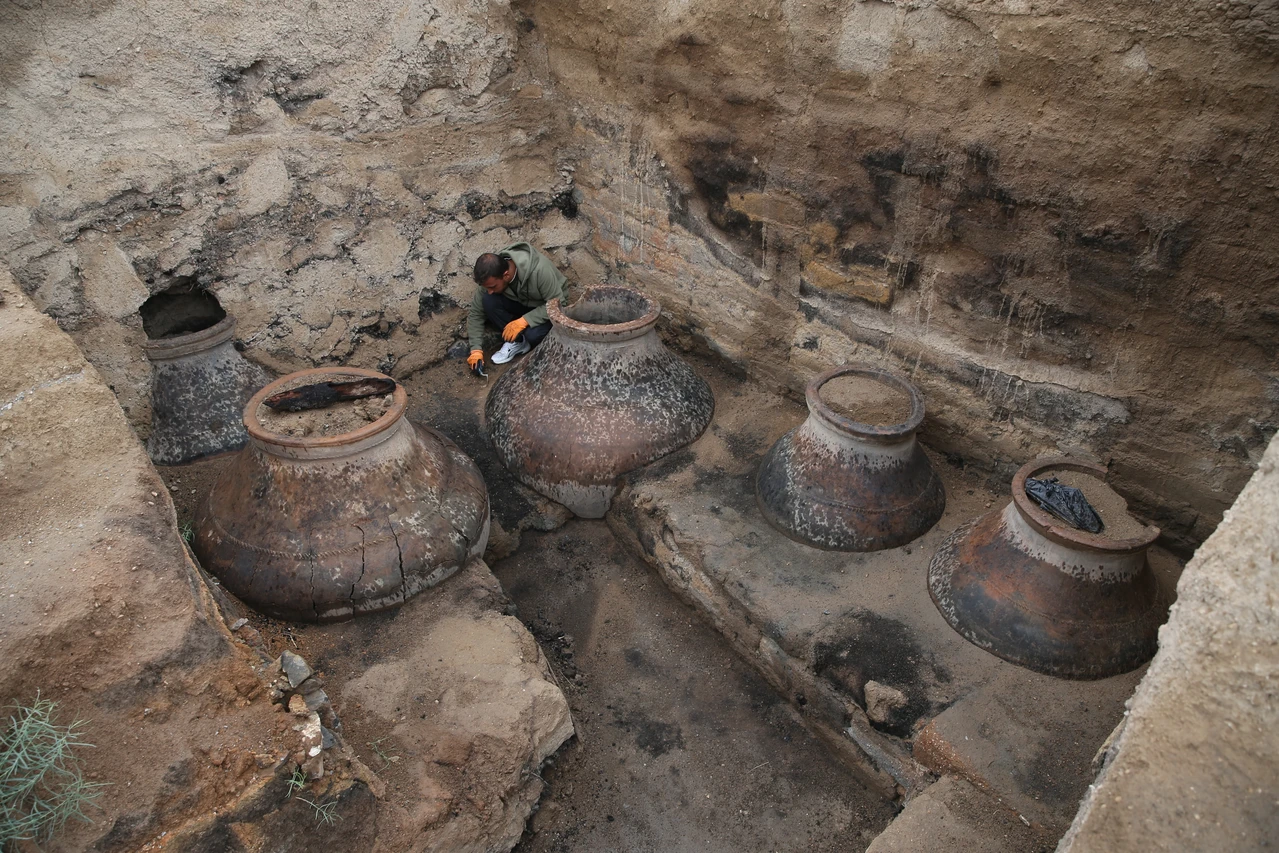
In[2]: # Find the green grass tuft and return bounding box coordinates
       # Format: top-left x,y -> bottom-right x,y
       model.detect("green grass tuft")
0,696 -> 106,849
296,795 -> 341,826
285,765 -> 307,798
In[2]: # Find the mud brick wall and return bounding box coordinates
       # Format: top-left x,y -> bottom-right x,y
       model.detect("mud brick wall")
524,0 -> 1279,549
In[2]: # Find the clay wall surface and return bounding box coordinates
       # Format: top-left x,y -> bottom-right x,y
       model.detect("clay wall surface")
3,0 -> 1277,544
0,0 -> 593,430
522,0 -> 1279,548
1057,430 -> 1279,851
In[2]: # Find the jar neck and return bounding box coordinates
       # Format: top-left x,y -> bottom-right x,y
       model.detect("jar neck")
143,316 -> 237,361
1003,502 -> 1147,583
251,413 -> 409,461
800,410 -> 918,464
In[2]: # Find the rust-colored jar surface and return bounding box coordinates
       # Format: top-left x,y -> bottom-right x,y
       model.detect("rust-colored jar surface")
756,365 -> 945,551
485,286 -> 714,518
193,368 -> 490,623
928,457 -> 1166,679
144,316 -> 269,465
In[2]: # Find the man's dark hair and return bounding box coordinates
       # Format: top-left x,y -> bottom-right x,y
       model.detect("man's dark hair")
473,253 -> 507,284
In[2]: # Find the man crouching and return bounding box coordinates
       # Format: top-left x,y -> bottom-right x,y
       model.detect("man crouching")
467,242 -> 567,371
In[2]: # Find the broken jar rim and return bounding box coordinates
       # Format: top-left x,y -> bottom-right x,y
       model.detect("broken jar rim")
1011,456 -> 1160,553
546,285 -> 661,343
244,366 -> 408,455
806,364 -> 925,441
141,314 -> 238,361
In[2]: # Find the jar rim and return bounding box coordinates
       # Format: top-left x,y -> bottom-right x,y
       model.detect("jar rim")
547,286 -> 661,342
1011,456 -> 1160,553
142,315 -> 237,360
805,364 -> 924,440
244,367 -> 407,450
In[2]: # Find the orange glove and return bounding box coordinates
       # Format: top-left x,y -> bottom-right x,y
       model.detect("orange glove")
467,350 -> 484,369
502,317 -> 529,342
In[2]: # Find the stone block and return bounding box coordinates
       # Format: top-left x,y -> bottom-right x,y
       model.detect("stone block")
866,776 -> 1048,853
77,232 -> 149,319
236,151 -> 292,218
804,260 -> 894,306
726,189 -> 808,228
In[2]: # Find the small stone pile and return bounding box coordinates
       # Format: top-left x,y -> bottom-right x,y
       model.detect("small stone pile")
269,650 -> 341,780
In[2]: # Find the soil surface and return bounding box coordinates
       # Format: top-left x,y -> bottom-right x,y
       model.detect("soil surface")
1042,470 -> 1149,540
820,374 -> 913,426
493,521 -> 897,852
161,455 -> 227,530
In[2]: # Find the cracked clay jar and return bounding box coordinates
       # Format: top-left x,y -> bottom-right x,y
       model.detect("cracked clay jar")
485,286 -> 714,518
194,367 -> 490,623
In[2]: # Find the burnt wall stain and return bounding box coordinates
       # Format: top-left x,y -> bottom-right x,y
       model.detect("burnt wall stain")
685,138 -> 767,256
418,289 -> 447,318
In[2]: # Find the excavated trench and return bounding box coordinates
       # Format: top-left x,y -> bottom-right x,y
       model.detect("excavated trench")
5,0 -> 1275,847
153,335 -> 1182,852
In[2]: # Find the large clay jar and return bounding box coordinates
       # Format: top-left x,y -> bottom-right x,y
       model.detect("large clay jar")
485,286 -> 714,518
194,367 -> 490,623
928,457 -> 1165,679
756,365 -> 945,551
144,316 -> 270,464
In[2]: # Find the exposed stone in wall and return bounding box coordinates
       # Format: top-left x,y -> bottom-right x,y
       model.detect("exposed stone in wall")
0,0 -> 593,434
1057,430 -> 1279,852
520,0 -> 1279,548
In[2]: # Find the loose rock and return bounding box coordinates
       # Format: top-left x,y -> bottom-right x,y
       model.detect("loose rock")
280,650 -> 314,688
865,680 -> 909,726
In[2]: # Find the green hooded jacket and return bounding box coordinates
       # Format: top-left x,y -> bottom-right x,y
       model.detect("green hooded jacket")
467,242 -> 567,352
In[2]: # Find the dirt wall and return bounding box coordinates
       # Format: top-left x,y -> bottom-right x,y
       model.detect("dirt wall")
3,0 -> 1277,548
0,0 -> 594,430
1056,430 -> 1279,852
521,0 -> 1279,548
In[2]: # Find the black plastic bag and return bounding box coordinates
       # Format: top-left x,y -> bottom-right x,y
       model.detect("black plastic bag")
1024,476 -> 1104,534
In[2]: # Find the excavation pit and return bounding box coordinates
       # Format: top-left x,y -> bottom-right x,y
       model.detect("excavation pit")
6,0 -> 1276,847
159,352 -> 1185,851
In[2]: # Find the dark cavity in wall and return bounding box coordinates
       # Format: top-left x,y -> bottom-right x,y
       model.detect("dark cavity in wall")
139,280 -> 226,339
